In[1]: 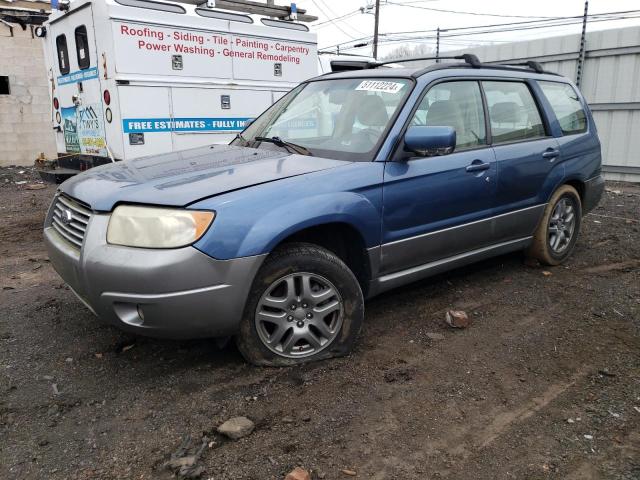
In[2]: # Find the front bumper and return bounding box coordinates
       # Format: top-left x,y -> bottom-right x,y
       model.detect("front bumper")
43,211 -> 266,339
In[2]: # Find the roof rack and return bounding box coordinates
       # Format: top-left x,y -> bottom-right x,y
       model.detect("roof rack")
494,60 -> 546,73
315,53 -> 559,79
373,54 -> 482,69
368,54 -> 556,76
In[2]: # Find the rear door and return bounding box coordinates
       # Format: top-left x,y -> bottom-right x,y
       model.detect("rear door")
483,80 -> 561,241
50,4 -> 107,157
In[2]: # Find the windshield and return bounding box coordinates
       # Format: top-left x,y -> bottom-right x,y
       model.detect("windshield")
234,77 -> 413,161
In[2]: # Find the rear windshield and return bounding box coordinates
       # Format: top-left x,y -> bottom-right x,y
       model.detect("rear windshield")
538,81 -> 587,135
56,34 -> 70,75
75,25 -> 90,70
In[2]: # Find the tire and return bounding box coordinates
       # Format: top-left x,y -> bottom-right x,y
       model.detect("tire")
526,185 -> 582,266
236,242 -> 364,366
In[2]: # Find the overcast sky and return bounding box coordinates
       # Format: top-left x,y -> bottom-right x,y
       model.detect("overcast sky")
299,0 -> 640,57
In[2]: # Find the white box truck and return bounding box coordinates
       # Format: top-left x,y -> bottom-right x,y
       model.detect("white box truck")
36,0 -> 335,180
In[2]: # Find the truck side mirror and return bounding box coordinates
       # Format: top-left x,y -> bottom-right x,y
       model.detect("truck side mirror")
403,125 -> 456,157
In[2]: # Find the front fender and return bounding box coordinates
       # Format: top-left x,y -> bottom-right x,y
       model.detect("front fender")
191,162 -> 385,260
239,192 -> 381,257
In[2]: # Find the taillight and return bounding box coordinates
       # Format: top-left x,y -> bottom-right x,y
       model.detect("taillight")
103,90 -> 111,105
53,97 -> 59,110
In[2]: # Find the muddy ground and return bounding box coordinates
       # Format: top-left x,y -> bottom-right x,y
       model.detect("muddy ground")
1,167 -> 639,480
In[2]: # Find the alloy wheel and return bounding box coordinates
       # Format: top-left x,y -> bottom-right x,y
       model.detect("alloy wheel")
254,272 -> 344,358
548,196 -> 577,254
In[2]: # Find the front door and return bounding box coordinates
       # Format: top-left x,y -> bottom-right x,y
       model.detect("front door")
381,80 -> 496,274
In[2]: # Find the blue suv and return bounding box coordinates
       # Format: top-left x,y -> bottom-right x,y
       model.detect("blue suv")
44,56 -> 604,365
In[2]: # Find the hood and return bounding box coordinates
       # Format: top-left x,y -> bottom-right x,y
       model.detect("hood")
60,145 -> 348,211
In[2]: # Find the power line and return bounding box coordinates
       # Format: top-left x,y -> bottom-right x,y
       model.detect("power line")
391,9 -> 640,36
319,9 -> 640,51
340,14 -> 640,51
313,9 -> 360,28
385,1 -> 559,19
310,1 -> 363,39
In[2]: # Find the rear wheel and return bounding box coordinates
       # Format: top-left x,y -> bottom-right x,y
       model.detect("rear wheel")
236,243 -> 364,366
526,185 -> 582,266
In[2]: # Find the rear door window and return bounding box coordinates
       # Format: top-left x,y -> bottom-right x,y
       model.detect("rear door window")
482,81 -> 546,144
56,34 -> 70,75
538,81 -> 587,135
75,25 -> 90,70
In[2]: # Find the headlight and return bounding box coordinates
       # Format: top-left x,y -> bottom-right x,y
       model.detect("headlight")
107,205 -> 215,248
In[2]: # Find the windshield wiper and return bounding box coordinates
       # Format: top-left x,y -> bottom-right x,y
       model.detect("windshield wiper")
254,136 -> 312,156
234,133 -> 250,145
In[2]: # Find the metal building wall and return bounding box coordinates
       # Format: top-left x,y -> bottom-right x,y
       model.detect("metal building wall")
426,26 -> 640,183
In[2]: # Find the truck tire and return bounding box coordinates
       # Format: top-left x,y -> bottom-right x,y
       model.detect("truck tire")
236,242 -> 364,366
526,184 -> 582,266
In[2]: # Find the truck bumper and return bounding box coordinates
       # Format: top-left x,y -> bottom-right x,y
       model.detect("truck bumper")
43,213 -> 266,339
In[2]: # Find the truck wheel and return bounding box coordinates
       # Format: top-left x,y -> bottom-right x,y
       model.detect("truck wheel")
236,242 -> 364,366
526,184 -> 582,266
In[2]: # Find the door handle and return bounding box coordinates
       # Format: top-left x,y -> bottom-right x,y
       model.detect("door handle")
465,161 -> 491,173
542,149 -> 560,160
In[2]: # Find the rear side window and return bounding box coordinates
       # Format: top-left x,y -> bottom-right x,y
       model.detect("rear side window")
75,26 -> 90,70
538,81 -> 587,135
411,81 -> 486,150
483,81 -> 546,144
56,35 -> 70,75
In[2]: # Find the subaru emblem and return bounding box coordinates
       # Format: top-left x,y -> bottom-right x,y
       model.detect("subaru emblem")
61,208 -> 73,225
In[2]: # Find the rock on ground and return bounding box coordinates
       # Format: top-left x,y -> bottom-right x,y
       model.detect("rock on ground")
217,416 -> 255,440
445,310 -> 472,328
284,467 -> 311,480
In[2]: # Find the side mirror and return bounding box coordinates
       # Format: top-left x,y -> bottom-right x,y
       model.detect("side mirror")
403,125 -> 456,157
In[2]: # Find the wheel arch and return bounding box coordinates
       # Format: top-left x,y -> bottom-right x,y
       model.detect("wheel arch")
563,177 -> 586,207
270,222 -> 372,296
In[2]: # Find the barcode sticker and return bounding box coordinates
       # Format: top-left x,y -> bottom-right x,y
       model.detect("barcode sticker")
356,80 -> 405,94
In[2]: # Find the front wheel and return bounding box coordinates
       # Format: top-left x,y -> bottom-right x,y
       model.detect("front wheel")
236,243 -> 364,366
526,185 -> 582,266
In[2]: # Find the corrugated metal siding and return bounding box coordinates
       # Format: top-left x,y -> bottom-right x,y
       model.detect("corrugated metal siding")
419,26 -> 640,182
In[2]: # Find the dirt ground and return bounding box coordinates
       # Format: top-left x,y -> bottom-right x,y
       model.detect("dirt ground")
1,167 -> 639,480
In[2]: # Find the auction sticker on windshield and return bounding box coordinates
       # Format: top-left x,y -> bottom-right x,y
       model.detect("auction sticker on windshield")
356,80 -> 405,94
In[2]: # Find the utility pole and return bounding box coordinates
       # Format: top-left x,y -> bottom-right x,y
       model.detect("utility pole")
436,27 -> 440,63
576,0 -> 588,88
372,0 -> 381,60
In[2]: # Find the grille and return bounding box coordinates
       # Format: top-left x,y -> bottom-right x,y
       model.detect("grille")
50,194 -> 92,249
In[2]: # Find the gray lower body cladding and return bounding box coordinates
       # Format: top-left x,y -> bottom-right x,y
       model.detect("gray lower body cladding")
583,174 -> 605,214
379,204 -> 545,275
44,213 -> 266,339
366,204 -> 546,297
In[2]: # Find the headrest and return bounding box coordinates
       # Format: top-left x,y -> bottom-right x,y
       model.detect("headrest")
425,100 -> 464,131
490,102 -> 520,123
356,95 -> 389,127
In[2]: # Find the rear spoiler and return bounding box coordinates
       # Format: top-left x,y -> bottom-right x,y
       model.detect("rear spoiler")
329,60 -> 377,72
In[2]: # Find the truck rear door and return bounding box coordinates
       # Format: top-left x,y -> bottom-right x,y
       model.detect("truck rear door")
50,4 -> 107,158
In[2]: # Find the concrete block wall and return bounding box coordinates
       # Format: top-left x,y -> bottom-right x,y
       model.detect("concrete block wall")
0,24 -> 56,167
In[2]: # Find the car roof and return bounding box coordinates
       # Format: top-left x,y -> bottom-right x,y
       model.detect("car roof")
309,61 -> 566,83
